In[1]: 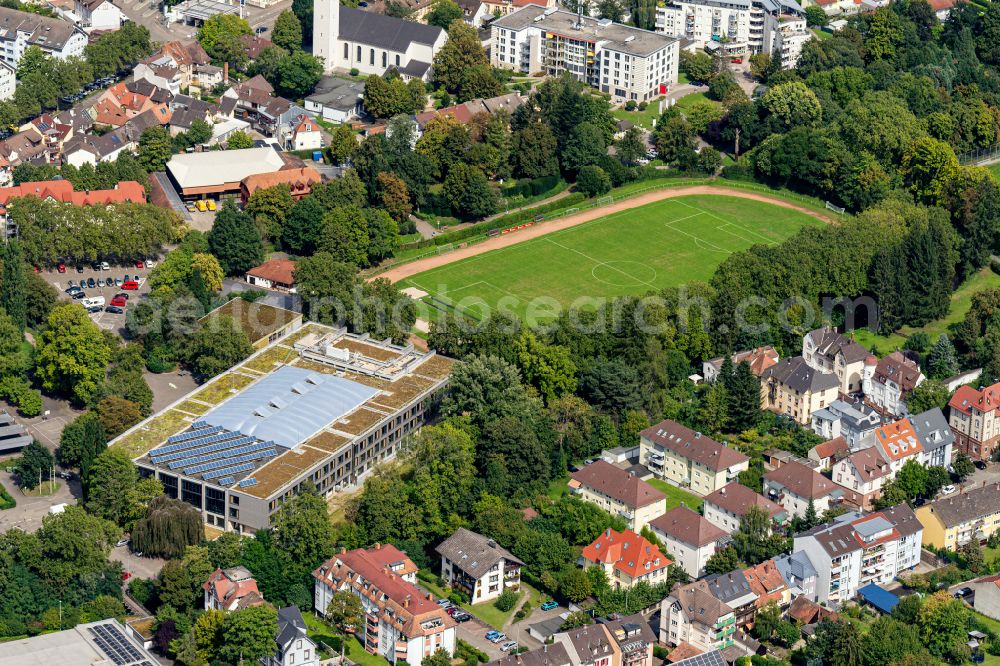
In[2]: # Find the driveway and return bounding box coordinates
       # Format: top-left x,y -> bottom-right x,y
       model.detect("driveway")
110,544 -> 167,581
0,469 -> 81,533
963,460 -> 1000,489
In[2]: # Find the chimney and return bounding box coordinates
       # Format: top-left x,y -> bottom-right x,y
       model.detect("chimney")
375,543 -> 381,550
223,61 -> 229,84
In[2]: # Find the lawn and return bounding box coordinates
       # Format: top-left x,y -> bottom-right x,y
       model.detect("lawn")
646,479 -> 704,512
673,92 -> 720,114
416,571 -> 533,629
612,97 -> 667,130
400,194 -> 820,324
988,162 -> 1000,181
850,267 -> 1000,354
303,614 -> 387,666
21,481 -> 60,497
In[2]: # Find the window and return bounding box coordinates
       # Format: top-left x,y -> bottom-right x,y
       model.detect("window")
370,48 -> 375,65
396,54 -> 401,66
382,51 -> 387,67
344,43 -> 349,59
357,45 -> 362,61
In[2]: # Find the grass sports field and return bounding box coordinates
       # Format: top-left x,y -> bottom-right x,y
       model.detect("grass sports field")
400,194 -> 822,323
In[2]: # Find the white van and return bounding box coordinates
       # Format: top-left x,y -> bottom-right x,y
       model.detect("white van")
82,296 -> 105,308
48,503 -> 67,515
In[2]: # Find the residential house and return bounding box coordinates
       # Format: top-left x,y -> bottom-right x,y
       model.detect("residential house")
639,420 -> 749,496
245,259 -> 297,293
785,595 -> 839,627
20,113 -> 75,161
313,0 -> 447,80
482,0 -> 556,19
241,166 -> 322,202
305,76 -> 365,123
579,528 -> 672,589
808,436 -> 850,470
0,179 -> 144,238
203,566 -> 266,611
599,614 -> 657,666
909,407 -> 955,468
802,326 -> 870,395
702,482 -> 787,534
73,0 -> 122,31
484,643 -> 573,666
649,507 -> 728,578
288,114 -> 323,151
456,0 -> 490,25
810,399 -> 882,449
763,461 -> 842,518
0,128 -> 52,179
792,504 -> 923,606
760,356 -> 840,425
948,381 -> 1000,462
91,81 -> 172,128
433,93 -> 525,123
862,351 -> 925,418
133,41 -> 210,93
167,94 -> 219,137
313,544 -> 455,666
704,570 -> 758,627
915,482 -> 1000,549
0,7 -> 87,66
970,573 -> 1000,622
702,346 -> 779,384
873,417 -> 923,474
553,624 -> 620,666
436,527 -> 523,603
659,580 -> 737,652
569,460 -> 667,532
774,550 -> 818,601
831,447 -> 891,510
491,6 -> 679,104
743,559 -> 789,610
193,63 -> 224,90
241,34 -> 274,60
222,76 -> 308,140
264,606 -> 319,666
0,61 -> 13,102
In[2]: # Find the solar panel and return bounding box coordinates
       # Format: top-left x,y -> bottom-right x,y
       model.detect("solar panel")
87,622 -> 145,666
239,477 -> 258,488
183,448 -> 276,475
202,461 -> 256,480
217,476 -> 236,486
162,436 -> 260,468
152,432 -> 249,463
150,427 -> 229,458
164,424 -> 221,445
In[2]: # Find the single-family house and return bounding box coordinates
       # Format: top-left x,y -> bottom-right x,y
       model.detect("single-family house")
649,507 -> 728,578
436,527 -> 523,603
74,0 -> 122,31
263,606 -> 319,666
704,570 -> 757,627
553,624 -> 620,666
288,114 -> 323,151
808,436 -> 850,470
873,417 -> 923,474
910,407 -> 954,468
831,447 -> 891,510
569,460 -> 667,532
203,566 -> 266,611
580,528 -> 672,589
702,346 -> 779,384
245,259 -> 297,293
810,399 -> 882,449
743,559 -> 789,610
305,76 -> 365,123
773,550 -> 818,601
970,573 -> 1000,621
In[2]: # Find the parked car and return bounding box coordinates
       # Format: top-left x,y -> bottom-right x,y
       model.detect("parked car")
57,263 -> 66,273
100,261 -> 110,270
955,587 -> 973,598
124,274 -> 131,283
115,292 -> 129,301
135,260 -> 144,269
75,265 -> 84,273
452,612 -> 471,623
975,460 -> 987,470
86,277 -> 96,289
437,599 -> 452,608
540,601 -> 559,611
123,280 -> 139,290
105,305 -> 124,314
146,259 -> 157,269
116,538 -> 130,547
86,305 -> 102,313
90,261 -> 101,271
941,484 -> 956,495
485,631 -> 501,641
111,295 -> 127,307
489,633 -> 507,644
96,278 -> 105,288
66,280 -> 77,289
500,642 -> 518,653
83,296 -> 105,308
71,291 -> 86,300
114,277 -> 123,287
185,202 -> 197,212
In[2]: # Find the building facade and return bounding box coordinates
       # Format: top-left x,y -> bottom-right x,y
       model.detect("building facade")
203,566 -> 265,611
862,351 -> 925,418
915,482 -> 1000,550
0,7 -> 87,66
580,528 -> 672,589
265,607 -> 319,666
802,327 -> 870,395
810,399 -> 882,449
649,507 -> 728,578
831,447 -> 891,511
760,357 -> 840,425
948,382 -> 1000,462
659,580 -> 737,652
436,528 -> 523,602
569,460 -> 667,531
763,461 -> 842,518
491,5 -> 679,104
702,482 -> 787,534
639,420 -> 749,496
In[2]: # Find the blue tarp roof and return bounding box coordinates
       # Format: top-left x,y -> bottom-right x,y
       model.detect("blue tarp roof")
858,583 -> 899,613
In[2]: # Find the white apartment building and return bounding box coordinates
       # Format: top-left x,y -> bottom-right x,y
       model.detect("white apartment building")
491,5 -> 679,103
436,528 -> 523,603
654,0 -> 810,67
0,7 -> 87,66
792,504 -> 923,606
659,580 -> 737,652
0,62 -> 14,102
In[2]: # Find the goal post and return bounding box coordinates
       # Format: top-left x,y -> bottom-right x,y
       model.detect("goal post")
599,195 -> 614,207
825,201 -> 846,215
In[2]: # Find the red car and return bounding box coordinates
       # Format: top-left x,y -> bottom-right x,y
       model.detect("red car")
121,571 -> 132,581
111,295 -> 127,307
122,280 -> 139,290
57,263 -> 66,273
731,57 -> 743,63
115,292 -> 129,301
134,260 -> 144,269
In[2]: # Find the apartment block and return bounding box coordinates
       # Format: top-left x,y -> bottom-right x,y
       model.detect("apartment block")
760,357 -> 839,425
763,461 -> 843,518
437,528 -> 523,603
491,5 -> 679,104
915,482 -> 1000,550
792,504 -> 923,606
639,420 -> 749,496
702,482 -> 787,534
948,382 -> 1000,462
802,327 -> 870,395
569,461 -> 667,532
659,580 -> 737,651
314,545 -> 455,666
649,507 -> 728,578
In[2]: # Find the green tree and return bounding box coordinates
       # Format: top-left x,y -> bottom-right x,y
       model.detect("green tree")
275,50 -> 324,98
761,81 -> 822,129
14,441 -> 53,490
227,130 -> 254,150
433,21 -> 489,94
443,354 -> 531,427
273,486 -> 334,568
952,452 -> 974,481
560,567 -> 593,602
58,411 -> 108,477
515,332 -> 577,405
906,380 -> 949,414
326,589 -> 364,636
723,361 -> 760,432
458,64 -> 504,103
426,0 -> 463,28
377,172 -> 412,224
804,5 -> 827,26
895,459 -> 929,499
137,126 -> 173,173
271,10 -> 303,51
902,137 -> 959,206
443,163 -> 498,219
96,396 -> 142,438
575,165 -> 612,197
186,315 -> 253,379
317,205 -> 370,266
560,610 -> 593,630
245,184 -> 295,242
0,308 -> 28,379
705,545 -> 744,575
198,13 -> 251,53
927,334 -> 958,380
35,304 -> 111,404
917,591 -> 969,659
512,123 -> 559,179
133,496 -> 203,559
1,239 -> 28,330
191,253 -> 224,292
186,118 -> 213,146
86,449 -> 140,524
328,124 -> 358,165
679,51 -> 714,82
208,201 -> 264,275
220,604 -> 279,663
753,601 -> 782,640
616,126 -> 646,166
36,505 -> 120,581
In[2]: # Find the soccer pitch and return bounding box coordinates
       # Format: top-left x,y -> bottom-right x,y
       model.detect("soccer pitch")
400,194 -> 822,323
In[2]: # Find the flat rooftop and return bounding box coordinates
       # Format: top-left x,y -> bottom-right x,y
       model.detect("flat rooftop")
492,5 -> 676,56
0,620 -> 162,666
177,0 -> 238,20
112,323 -> 454,498
166,146 -> 286,189
200,299 -> 302,346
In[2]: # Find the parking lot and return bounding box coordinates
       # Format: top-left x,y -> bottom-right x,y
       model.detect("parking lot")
0,469 -> 81,533
48,261 -> 155,333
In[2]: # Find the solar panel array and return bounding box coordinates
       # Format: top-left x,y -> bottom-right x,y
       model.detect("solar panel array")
239,477 -> 258,488
87,623 -> 146,666
163,436 -> 259,468
217,476 -> 236,486
165,422 -> 216,444
183,448 -> 277,475
203,461 -> 256,480
150,428 -> 228,459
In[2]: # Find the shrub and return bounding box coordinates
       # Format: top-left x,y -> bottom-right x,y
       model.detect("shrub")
722,164 -> 755,181
0,376 -> 42,417
624,100 -> 637,111
448,591 -> 467,605
576,166 -> 612,197
992,257 -> 1000,276
127,577 -> 155,607
350,68 -> 359,76
0,482 -> 15,510
653,646 -> 668,660
494,589 -> 519,612
638,101 -> 648,111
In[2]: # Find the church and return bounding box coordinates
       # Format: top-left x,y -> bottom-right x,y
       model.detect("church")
312,0 -> 447,81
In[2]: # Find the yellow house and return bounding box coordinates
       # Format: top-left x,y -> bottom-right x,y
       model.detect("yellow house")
569,460 -> 667,532
760,357 -> 840,425
639,420 -> 750,496
915,482 -> 1000,550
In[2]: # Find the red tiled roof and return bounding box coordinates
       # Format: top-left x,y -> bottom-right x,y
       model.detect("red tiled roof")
570,460 -> 665,509
247,259 -> 296,285
874,418 -> 923,462
949,382 -> 1000,417
241,166 -> 322,198
650,506 -> 727,547
764,461 -> 838,500
580,528 -> 671,579
703,482 -> 785,520
0,180 -> 144,211
813,436 -> 849,461
294,114 -> 321,135
743,560 -> 786,608
666,643 -> 703,663
203,567 -> 265,609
